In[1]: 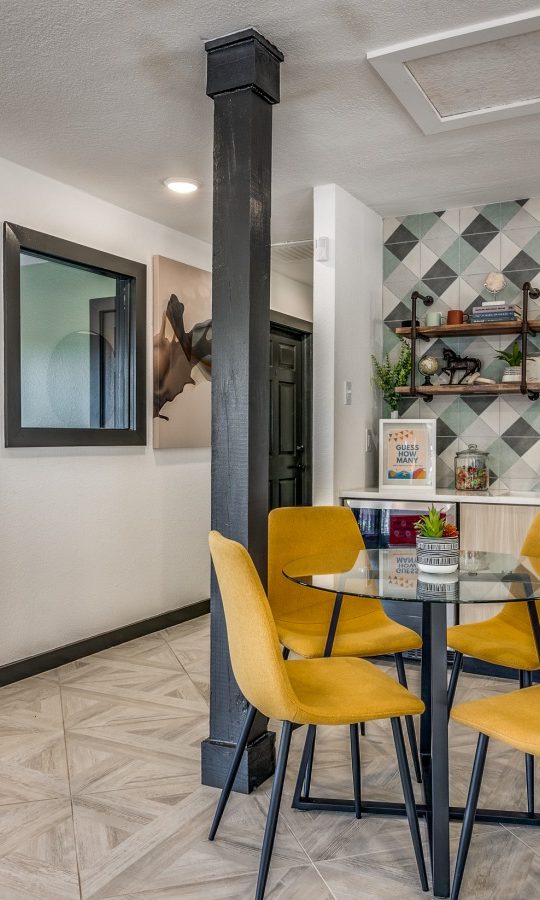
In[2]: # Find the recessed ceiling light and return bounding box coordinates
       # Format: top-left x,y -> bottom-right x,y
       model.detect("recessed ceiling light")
164,177 -> 200,194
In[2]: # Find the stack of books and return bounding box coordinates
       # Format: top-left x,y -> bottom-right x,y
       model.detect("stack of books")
470,299 -> 518,324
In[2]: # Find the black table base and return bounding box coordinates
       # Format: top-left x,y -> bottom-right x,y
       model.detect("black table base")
290,594 -> 539,899
291,794 -> 540,827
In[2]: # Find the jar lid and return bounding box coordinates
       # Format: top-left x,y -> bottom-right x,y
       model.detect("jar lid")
455,443 -> 489,458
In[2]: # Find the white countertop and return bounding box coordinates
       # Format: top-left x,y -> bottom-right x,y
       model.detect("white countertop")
340,488 -> 540,506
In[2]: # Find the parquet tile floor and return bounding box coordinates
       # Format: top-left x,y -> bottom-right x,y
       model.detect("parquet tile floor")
0,614 -> 538,898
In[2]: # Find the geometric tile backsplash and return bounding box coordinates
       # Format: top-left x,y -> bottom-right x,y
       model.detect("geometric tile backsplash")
383,200 -> 540,491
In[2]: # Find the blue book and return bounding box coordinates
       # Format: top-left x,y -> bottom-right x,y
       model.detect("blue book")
470,314 -> 517,322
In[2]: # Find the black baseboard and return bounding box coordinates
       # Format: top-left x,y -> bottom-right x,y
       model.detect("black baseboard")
0,598 -> 210,688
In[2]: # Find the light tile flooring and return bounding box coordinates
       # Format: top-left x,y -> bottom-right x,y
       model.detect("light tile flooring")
1,614 -> 539,899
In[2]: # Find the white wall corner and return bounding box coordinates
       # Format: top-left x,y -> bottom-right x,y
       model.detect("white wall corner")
312,184 -> 383,504
312,184 -> 337,505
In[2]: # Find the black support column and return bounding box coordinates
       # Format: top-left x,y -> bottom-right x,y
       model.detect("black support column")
201,29 -> 284,793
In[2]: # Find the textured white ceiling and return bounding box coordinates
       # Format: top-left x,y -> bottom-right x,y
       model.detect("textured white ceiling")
407,31 -> 540,116
1,1 -> 540,244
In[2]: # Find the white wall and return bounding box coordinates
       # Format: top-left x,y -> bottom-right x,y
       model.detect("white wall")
0,156 -> 214,665
313,184 -> 382,503
270,270 -> 312,322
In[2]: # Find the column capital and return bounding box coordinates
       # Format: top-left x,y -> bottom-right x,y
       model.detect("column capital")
205,28 -> 284,104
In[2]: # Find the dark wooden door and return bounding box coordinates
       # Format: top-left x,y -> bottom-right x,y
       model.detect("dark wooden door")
269,325 -> 311,509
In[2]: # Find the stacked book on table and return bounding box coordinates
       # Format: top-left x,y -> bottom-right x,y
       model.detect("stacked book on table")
470,299 -> 519,324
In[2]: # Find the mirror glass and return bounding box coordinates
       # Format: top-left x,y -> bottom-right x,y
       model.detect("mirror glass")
20,251 -> 131,429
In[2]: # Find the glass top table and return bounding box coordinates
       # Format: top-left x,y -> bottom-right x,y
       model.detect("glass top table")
283,548 -> 540,604
283,548 -> 540,899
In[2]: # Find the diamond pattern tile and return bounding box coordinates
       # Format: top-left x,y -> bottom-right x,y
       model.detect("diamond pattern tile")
460,236 -> 501,275
503,249 -> 540,273
384,199 -> 540,489
502,417 -> 538,440
460,394 -> 499,417
383,263 -> 418,310
500,200 -> 529,230
460,209 -> 499,235
384,223 -> 418,245
501,199 -> 540,231
422,258 -> 457,281
383,247 -> 401,280
386,241 -> 420,265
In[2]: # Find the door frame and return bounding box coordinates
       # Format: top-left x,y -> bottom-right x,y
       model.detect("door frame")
270,311 -> 313,506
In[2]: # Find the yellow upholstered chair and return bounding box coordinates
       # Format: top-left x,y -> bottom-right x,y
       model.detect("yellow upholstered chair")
208,531 -> 428,900
447,512 -> 540,814
450,685 -> 540,899
268,506 -> 423,781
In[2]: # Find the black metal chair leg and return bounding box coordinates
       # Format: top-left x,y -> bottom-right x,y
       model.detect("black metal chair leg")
526,753 -> 535,816
391,717 -> 428,892
450,733 -> 489,900
521,670 -> 535,814
350,724 -> 362,819
395,653 -> 422,784
282,646 -> 290,660
447,651 -> 463,717
255,720 -> 293,900
360,722 -> 366,736
292,723 -> 316,806
208,703 -> 257,841
303,725 -> 316,796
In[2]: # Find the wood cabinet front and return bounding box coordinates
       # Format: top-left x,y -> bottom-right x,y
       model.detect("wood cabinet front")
459,503 -> 540,624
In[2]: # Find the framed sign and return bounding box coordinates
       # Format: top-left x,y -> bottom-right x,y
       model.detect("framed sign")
379,548 -> 418,599
379,419 -> 436,492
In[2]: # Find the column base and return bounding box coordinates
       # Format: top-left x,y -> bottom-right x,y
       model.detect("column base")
201,730 -> 276,794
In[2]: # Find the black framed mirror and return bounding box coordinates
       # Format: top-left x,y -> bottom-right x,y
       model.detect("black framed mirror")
4,222 -> 146,447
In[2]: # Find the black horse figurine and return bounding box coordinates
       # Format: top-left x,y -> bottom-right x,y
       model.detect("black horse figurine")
441,347 -> 481,385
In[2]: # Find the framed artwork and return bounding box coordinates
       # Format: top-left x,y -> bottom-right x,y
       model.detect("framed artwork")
379,419 -> 436,492
153,255 -> 211,448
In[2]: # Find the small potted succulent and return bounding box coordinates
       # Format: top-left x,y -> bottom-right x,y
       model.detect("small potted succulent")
496,342 -> 522,383
414,506 -> 459,574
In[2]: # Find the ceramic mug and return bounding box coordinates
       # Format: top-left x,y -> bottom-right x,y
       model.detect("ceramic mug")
446,309 -> 468,325
425,311 -> 442,326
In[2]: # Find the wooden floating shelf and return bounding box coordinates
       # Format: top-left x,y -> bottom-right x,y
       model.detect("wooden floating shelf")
396,383 -> 540,397
395,320 -> 539,339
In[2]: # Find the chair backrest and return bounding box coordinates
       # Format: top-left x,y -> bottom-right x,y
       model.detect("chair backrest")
268,505 -> 366,623
499,511 -> 540,631
208,531 -> 300,722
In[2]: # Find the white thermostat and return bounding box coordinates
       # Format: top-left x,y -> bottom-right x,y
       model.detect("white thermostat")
315,236 -> 329,261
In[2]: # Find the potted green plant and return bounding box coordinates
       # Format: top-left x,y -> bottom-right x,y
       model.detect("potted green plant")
496,341 -> 522,383
372,338 -> 411,417
414,506 -> 459,574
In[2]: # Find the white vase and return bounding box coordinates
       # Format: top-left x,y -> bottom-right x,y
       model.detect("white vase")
527,356 -> 540,381
416,535 -> 459,574
390,409 -> 399,419
501,366 -> 521,383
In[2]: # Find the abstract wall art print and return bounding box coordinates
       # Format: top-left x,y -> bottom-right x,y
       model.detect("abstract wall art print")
153,256 -> 212,448
379,418 -> 436,493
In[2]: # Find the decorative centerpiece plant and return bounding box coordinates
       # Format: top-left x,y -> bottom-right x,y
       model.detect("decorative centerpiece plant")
496,342 -> 522,383
414,506 -> 459,574
372,338 -> 411,415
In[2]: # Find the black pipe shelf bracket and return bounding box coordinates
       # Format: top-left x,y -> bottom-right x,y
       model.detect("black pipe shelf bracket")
409,292 -> 434,398
398,285 -> 540,403
522,283 -> 540,400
